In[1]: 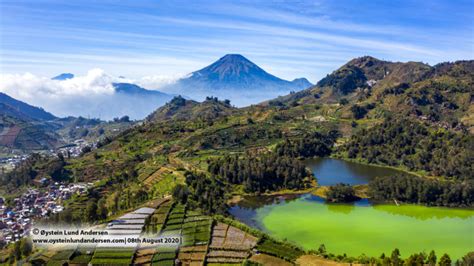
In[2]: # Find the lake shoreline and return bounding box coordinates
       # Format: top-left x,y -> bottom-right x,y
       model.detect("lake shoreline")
329,154 -> 425,179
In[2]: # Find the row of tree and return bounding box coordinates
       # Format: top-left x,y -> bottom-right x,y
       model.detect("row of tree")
208,153 -> 313,193
369,175 -> 474,207
275,130 -> 339,158
342,118 -> 473,180
315,244 -> 472,266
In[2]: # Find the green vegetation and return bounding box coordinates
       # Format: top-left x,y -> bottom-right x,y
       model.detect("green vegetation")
325,183 -> 359,203
180,171 -> 227,214
90,248 -> 134,265
275,131 -> 338,158
341,118 -> 473,180
256,238 -> 305,262
317,65 -> 367,95
369,175 -> 474,207
208,152 -> 313,193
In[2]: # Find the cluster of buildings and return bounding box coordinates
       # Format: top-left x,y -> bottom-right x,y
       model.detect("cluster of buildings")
0,154 -> 28,169
0,182 -> 90,247
57,139 -> 95,158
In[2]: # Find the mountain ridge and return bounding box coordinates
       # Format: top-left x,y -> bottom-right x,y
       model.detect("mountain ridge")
0,92 -> 57,121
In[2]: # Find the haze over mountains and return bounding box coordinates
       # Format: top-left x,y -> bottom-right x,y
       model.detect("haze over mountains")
0,54 -> 312,120
164,54 -> 312,106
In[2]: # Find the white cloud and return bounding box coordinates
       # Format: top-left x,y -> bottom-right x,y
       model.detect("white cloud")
0,69 -> 180,119
123,74 -> 184,90
0,68 -> 115,101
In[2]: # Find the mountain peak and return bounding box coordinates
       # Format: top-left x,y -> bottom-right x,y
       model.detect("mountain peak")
52,73 -> 74,80
169,54 -> 312,107
189,54 -> 279,84
220,54 -> 248,60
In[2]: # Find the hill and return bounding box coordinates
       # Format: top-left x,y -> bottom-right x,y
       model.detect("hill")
146,96 -> 236,122
0,92 -> 57,121
0,115 -> 63,151
165,54 -> 312,106
0,93 -> 135,152
270,57 -> 473,132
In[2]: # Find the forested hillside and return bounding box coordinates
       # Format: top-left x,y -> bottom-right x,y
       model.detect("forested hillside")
340,118 -> 473,180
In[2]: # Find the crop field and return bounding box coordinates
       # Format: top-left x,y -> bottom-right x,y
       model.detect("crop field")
181,217 -> 212,247
68,246 -> 95,265
150,173 -> 184,198
178,212 -> 211,265
145,199 -> 172,234
132,247 -> 156,265
143,167 -> 173,187
151,245 -> 178,266
89,248 -> 134,265
132,199 -> 173,265
149,203 -> 185,266
206,223 -> 257,265
162,203 -> 186,233
256,238 -> 305,262
46,248 -> 76,265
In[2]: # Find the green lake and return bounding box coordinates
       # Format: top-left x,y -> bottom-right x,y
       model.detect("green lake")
229,158 -> 474,259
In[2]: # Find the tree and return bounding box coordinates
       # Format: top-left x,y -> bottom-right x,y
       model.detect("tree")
317,244 -> 326,255
391,248 -> 401,266
456,252 -> 474,266
172,184 -> 190,204
439,253 -> 451,266
428,250 -> 437,266
85,200 -> 98,222
20,238 -> 32,258
339,98 -> 349,105
96,198 -> 108,220
382,256 -> 391,266
350,104 -> 368,119
14,240 -> 21,261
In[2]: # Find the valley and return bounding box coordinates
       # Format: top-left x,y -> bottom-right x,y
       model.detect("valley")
0,56 -> 473,265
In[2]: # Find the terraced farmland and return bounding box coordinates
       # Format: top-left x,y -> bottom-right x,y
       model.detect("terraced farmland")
133,198 -> 172,265
178,210 -> 212,265
206,223 -> 258,265
150,203 -> 186,265
30,199 -> 304,266
89,248 -> 135,266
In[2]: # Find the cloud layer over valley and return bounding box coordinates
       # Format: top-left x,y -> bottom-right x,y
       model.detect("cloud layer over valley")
0,69 -> 175,120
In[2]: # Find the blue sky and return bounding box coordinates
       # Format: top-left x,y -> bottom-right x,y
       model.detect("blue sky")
1,0 -> 473,83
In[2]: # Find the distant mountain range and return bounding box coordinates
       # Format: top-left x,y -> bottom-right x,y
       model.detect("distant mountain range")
0,92 -> 57,121
164,54 -> 312,106
35,75 -> 175,120
43,55 -> 311,118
